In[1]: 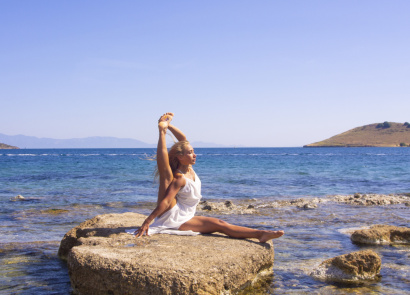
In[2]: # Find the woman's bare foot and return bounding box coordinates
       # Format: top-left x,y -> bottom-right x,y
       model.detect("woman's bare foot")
158,112 -> 174,131
258,230 -> 284,243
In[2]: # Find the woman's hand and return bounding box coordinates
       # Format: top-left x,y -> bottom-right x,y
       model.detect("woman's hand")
134,219 -> 150,238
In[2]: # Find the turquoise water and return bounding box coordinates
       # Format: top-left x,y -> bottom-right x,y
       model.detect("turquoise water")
1,148 -> 409,294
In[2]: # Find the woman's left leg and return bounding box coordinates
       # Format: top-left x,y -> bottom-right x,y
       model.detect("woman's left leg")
179,216 -> 284,243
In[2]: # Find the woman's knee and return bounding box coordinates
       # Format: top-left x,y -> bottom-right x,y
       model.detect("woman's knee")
211,219 -> 230,230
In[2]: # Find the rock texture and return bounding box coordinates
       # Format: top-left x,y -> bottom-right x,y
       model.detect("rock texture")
331,193 -> 410,206
351,225 -> 410,245
310,250 -> 381,283
197,200 -> 257,214
59,212 -> 275,295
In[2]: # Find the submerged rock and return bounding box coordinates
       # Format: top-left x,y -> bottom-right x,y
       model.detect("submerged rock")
10,195 -> 25,201
41,208 -> 70,215
59,212 -> 275,295
297,202 -> 318,210
310,250 -> 381,283
351,225 -> 410,245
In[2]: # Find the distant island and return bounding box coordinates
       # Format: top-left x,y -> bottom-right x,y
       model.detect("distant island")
304,122 -> 410,147
0,143 -> 19,149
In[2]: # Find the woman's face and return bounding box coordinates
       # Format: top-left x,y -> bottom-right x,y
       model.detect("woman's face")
178,144 -> 196,166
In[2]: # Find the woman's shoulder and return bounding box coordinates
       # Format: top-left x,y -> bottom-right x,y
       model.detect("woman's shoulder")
172,172 -> 186,186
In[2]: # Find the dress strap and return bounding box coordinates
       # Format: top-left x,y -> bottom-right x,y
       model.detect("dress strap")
176,169 -> 195,182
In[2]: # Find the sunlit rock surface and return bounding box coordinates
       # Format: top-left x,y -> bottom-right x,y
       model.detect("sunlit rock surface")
310,250 -> 381,283
351,225 -> 410,245
59,212 -> 275,295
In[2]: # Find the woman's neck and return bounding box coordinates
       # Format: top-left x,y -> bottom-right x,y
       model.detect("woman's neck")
177,165 -> 190,174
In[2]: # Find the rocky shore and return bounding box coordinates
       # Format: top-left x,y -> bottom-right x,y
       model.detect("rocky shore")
59,212 -> 275,295
196,193 -> 410,215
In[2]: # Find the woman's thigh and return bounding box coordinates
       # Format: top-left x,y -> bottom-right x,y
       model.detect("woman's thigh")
179,216 -> 229,233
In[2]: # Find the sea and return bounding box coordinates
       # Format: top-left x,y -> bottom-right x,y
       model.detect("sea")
0,147 -> 409,294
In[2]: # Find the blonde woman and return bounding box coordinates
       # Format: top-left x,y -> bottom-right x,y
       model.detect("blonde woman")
134,114 -> 284,242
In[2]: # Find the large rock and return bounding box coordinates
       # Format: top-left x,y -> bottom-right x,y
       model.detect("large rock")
59,212 -> 275,295
310,250 -> 381,283
351,225 -> 410,245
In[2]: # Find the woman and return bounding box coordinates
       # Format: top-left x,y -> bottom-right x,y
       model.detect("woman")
134,114 -> 284,243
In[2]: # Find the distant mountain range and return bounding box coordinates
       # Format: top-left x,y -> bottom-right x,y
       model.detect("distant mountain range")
0,133 -> 226,149
304,122 -> 410,147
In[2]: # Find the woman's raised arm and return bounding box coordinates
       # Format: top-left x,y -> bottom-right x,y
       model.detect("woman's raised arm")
168,124 -> 187,141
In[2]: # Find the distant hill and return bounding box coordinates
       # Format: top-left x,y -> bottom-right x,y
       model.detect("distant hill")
0,133 -> 153,149
304,122 -> 410,147
0,133 -> 226,149
0,142 -> 19,149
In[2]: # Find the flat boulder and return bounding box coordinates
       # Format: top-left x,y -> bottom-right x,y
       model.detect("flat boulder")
351,224 -> 410,245
310,250 -> 381,283
58,212 -> 275,295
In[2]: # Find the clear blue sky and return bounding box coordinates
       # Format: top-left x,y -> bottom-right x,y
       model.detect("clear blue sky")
1,1 -> 409,147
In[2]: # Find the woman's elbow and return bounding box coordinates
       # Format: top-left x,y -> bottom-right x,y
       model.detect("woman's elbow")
159,199 -> 171,209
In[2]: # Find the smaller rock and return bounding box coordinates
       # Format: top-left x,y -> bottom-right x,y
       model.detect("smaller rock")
224,200 -> 234,208
202,204 -> 212,211
354,193 -> 361,199
310,250 -> 381,283
247,205 -> 255,209
10,195 -> 25,201
296,202 -> 318,210
351,225 -> 410,245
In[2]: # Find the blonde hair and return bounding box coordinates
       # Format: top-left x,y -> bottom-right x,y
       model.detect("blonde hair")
154,140 -> 190,180
168,140 -> 190,173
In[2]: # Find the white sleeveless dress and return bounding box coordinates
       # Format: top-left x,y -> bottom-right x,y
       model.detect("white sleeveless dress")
146,170 -> 202,236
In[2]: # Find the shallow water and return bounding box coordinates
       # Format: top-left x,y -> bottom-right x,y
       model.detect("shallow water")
1,148 -> 409,294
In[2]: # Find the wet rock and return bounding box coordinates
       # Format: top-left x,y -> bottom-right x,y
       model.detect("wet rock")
59,212 -> 275,295
197,200 -> 257,214
297,202 -> 318,210
10,195 -> 25,201
258,197 -> 324,209
351,225 -> 410,245
41,208 -> 70,215
331,193 -> 409,205
224,200 -> 233,208
310,250 -> 381,283
294,198 -> 320,210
